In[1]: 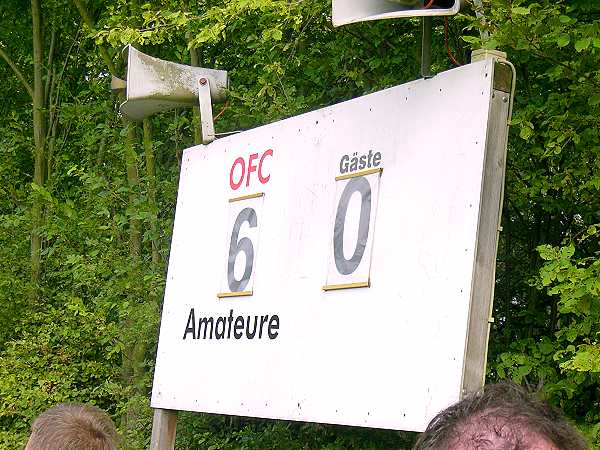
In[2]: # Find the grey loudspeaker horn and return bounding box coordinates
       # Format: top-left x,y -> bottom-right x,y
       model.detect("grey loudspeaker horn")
112,45 -> 228,121
332,0 -> 462,27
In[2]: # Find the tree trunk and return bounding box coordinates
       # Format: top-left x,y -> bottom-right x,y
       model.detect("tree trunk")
30,0 -> 46,302
190,48 -> 202,145
121,118 -> 142,435
125,121 -> 142,259
71,1 -> 149,441
72,0 -> 116,75
143,119 -> 160,266
122,2 -> 148,439
185,0 -> 202,145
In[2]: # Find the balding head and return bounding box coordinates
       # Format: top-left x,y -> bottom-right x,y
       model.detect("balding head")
414,383 -> 588,450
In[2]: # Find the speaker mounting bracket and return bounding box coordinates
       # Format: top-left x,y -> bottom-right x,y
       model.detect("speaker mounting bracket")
198,77 -> 215,144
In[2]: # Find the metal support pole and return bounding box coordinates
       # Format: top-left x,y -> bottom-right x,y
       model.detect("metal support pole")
421,16 -> 433,79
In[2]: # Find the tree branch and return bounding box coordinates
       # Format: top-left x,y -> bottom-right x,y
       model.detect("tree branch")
44,28 -> 57,106
72,0 -> 117,76
0,46 -> 33,98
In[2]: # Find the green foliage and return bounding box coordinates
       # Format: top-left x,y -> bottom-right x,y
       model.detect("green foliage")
467,1 -> 600,446
0,300 -> 122,448
175,414 -> 415,450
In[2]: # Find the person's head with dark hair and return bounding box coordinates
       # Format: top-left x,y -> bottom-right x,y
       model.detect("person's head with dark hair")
414,382 -> 588,450
25,403 -> 120,450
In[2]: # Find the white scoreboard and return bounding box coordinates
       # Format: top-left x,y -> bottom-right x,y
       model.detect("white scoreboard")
151,59 -> 506,432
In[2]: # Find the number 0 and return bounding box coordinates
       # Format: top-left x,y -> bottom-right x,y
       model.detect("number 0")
333,177 -> 371,275
227,207 -> 257,292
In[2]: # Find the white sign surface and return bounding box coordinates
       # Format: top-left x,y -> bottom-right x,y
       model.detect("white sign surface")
152,60 -> 495,432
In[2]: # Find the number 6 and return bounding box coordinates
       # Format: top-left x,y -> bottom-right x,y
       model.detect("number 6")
227,207 -> 257,292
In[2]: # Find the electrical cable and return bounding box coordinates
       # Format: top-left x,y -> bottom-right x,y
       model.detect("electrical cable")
444,17 -> 461,66
214,100 -> 230,122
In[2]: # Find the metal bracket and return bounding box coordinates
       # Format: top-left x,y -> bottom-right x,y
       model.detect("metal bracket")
110,76 -> 126,94
471,49 -> 517,123
198,78 -> 216,144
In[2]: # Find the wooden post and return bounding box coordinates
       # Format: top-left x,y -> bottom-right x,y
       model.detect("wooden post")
461,57 -> 514,396
150,409 -> 177,450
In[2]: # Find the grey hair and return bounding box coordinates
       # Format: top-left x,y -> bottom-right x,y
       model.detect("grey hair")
414,383 -> 588,450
